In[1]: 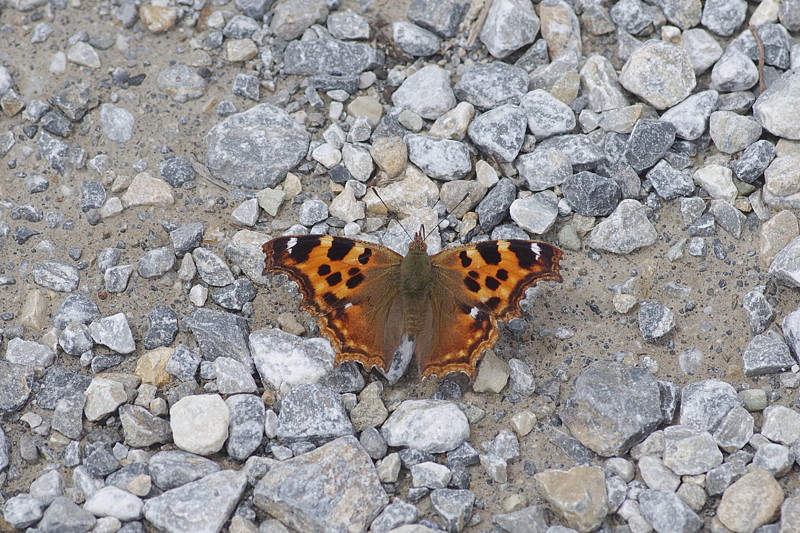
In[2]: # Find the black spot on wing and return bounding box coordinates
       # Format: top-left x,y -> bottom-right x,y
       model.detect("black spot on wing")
485,276 -> 500,291
496,269 -> 508,281
459,250 -> 472,268
486,297 -> 501,310
287,236 -> 321,263
326,272 -> 342,286
464,276 -> 480,293
348,267 -> 360,276
322,292 -> 338,306
510,241 -> 539,269
477,241 -> 501,265
317,264 -> 331,276
357,248 -> 372,265
327,238 -> 355,261
346,272 -> 365,289
468,271 -> 479,279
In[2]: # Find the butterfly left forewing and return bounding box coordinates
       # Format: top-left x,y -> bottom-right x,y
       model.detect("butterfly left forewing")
417,240 -> 563,378
262,235 -> 404,370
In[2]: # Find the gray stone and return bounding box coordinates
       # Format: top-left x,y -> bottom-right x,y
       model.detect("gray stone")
712,406 -> 753,453
476,178 -> 516,232
160,157 -> 196,188
253,436 -> 388,533
225,394 -> 265,460
215,357 -> 257,395
679,379 -> 742,432
711,49 -> 759,92
405,134 -> 471,181
467,104 -> 526,162
104,264 -> 133,293
480,0 -> 539,59
144,304 -> 179,350
625,119 -> 676,171
89,313 -> 136,354
205,104 -> 311,189
646,160 -> 694,200
391,22 -> 441,57
370,500 -> 418,533
662,425 -> 723,475
36,368 -> 91,409
561,171 -> 622,217
148,450 -> 222,491
283,39 -> 384,77
638,489 -> 703,533
37,497 -> 96,533
753,68 -> 800,141
381,400 -> 469,454
742,290 -> 773,335
681,28 -> 723,74
701,0 -> 747,36
119,404 -> 172,448
638,301 -> 675,342
3,494 -> 43,529
589,199 -> 658,254
31,260 -> 80,292
407,0 -> 468,37
430,488 -> 474,533
137,247 -> 176,278
520,89 -> 576,140
516,149 -> 572,191
99,104 -> 134,143
709,200 -> 745,238
156,63 -> 207,102
392,65 -> 455,120
709,111 -> 763,154
184,308 -> 252,369
276,384 -> 354,444
733,140 -> 775,183
509,191 -> 558,235
454,62 -> 528,110
537,134 -> 605,169
560,361 -> 663,456
143,470 -> 247,533
619,40 -> 696,110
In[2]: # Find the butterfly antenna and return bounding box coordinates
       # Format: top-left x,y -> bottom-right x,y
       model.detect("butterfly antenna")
422,192 -> 471,243
373,188 -> 414,242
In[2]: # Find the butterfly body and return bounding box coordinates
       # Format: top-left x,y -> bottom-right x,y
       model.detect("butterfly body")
263,231 -> 563,380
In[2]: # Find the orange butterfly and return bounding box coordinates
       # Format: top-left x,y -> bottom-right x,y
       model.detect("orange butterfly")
262,229 -> 563,380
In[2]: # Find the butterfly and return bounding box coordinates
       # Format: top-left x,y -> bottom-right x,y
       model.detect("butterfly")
262,229 -> 563,380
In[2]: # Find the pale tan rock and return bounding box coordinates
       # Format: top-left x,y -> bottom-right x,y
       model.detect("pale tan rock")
473,350 -> 510,393
134,347 -> 173,387
535,465 -> 608,532
429,102 -> 475,140
139,5 -> 178,33
717,470 -> 783,533
346,96 -> 383,126
20,289 -> 47,331
760,210 -> 799,266
121,173 -> 174,207
370,136 -> 407,178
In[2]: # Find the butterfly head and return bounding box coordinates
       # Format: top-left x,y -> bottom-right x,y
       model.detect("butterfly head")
409,226 -> 428,251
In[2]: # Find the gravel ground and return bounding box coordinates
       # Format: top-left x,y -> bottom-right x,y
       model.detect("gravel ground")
2,0 -> 800,532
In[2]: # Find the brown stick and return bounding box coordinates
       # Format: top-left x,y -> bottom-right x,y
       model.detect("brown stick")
749,23 -> 766,94
467,0 -> 494,48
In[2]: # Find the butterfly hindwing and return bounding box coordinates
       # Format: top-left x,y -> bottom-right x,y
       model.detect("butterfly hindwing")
263,235 -> 404,370
415,240 -> 563,378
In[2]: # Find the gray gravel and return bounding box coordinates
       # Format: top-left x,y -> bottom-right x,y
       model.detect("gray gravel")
3,0 -> 800,532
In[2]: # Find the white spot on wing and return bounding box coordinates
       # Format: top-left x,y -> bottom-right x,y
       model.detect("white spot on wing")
344,302 -> 353,309
286,237 -> 298,251
530,243 -> 541,257
470,307 -> 480,319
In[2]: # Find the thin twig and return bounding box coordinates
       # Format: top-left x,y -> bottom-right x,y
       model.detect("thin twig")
749,23 -> 766,95
467,0 -> 494,48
